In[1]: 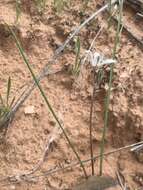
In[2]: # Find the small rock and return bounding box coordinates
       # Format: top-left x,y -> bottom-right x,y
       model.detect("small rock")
72,176 -> 120,190
24,105 -> 35,115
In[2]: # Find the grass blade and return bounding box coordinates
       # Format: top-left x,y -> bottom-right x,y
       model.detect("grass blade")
99,0 -> 123,176
15,0 -> 21,24
0,94 -> 4,106
89,68 -> 96,176
72,37 -> 81,75
6,77 -> 11,106
9,26 -> 88,179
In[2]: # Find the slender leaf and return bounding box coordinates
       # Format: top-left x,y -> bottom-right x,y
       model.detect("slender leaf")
15,0 -> 21,24
9,26 -> 88,179
72,37 -> 81,75
6,77 -> 11,106
99,0 -> 123,176
0,94 -> 4,106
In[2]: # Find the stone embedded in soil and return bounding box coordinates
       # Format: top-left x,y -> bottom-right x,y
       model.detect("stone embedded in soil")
72,176 -> 120,190
24,105 -> 35,114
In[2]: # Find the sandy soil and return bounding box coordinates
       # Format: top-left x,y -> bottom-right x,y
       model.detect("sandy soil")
0,0 -> 143,189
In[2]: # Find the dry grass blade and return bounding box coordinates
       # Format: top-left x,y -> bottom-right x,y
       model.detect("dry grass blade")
116,170 -> 127,190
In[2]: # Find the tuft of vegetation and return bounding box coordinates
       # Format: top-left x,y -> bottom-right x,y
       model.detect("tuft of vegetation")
0,77 -> 15,130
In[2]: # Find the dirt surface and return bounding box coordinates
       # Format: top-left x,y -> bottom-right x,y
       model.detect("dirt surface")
0,0 -> 143,190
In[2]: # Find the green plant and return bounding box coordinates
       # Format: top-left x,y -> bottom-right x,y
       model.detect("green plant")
0,77 -> 15,129
15,0 -> 21,24
99,0 -> 123,176
9,26 -> 88,179
72,37 -> 81,76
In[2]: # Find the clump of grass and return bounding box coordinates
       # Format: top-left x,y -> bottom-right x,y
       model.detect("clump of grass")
0,77 -> 15,130
72,37 -> 82,76
99,0 -> 123,176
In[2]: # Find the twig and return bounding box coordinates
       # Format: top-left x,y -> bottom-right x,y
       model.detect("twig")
116,170 -> 127,190
130,143 -> 143,152
136,12 -> 143,18
1,141 -> 143,186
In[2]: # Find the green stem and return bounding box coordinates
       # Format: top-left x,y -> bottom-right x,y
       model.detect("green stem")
99,0 -> 123,176
9,27 -> 88,179
89,68 -> 96,176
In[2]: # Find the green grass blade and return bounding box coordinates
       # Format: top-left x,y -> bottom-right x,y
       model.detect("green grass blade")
6,77 -> 11,106
15,0 -> 21,24
72,37 -> 81,75
75,37 -> 80,55
0,94 -> 4,106
9,26 -> 88,179
74,37 -> 81,72
99,0 -> 123,176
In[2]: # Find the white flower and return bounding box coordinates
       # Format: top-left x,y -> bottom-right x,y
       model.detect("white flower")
85,50 -> 117,67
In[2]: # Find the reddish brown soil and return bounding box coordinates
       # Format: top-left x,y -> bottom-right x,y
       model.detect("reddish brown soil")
0,0 -> 143,190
